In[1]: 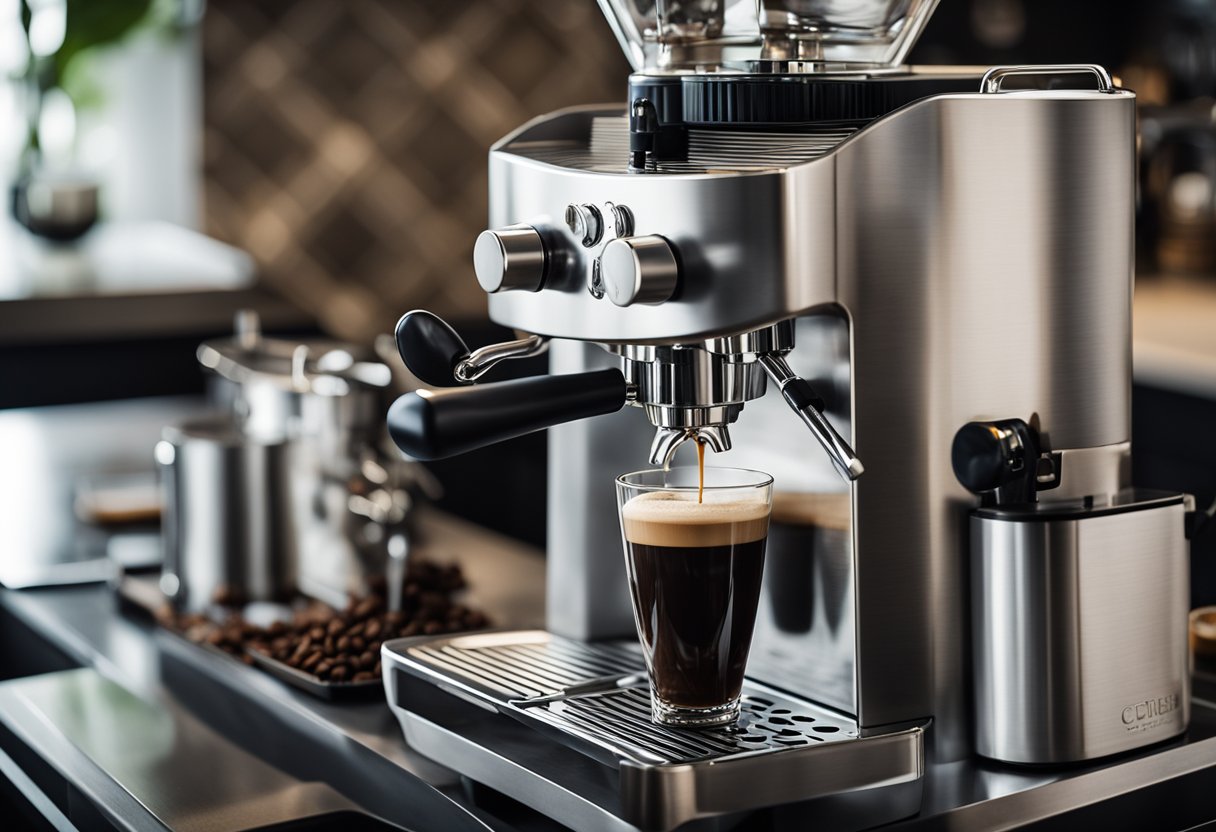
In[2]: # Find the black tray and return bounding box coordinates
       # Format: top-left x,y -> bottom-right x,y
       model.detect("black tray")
246,647 -> 383,702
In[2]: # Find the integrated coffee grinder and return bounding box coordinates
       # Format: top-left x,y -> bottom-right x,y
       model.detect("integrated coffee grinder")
380,1 -> 1194,829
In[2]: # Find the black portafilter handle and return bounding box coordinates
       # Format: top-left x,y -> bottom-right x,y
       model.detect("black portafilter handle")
951,419 -> 1040,504
387,369 -> 628,461
394,309 -> 472,388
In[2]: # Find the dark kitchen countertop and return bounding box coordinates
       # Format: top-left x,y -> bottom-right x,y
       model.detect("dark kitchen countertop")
0,396 -> 546,832
6,400 -> 1216,832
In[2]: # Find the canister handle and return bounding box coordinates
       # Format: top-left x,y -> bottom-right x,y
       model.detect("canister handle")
980,64 -> 1113,94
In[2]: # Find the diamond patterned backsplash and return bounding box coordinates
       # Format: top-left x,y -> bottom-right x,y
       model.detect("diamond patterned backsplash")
202,0 -> 630,341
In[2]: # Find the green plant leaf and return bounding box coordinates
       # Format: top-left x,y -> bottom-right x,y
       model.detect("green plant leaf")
55,0 -> 155,80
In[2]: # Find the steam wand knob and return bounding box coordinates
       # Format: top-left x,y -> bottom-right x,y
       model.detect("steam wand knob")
758,353 -> 864,482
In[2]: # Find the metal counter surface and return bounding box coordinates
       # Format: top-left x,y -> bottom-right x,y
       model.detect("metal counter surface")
4,398 -> 1216,831
0,501 -> 548,832
0,395 -> 547,831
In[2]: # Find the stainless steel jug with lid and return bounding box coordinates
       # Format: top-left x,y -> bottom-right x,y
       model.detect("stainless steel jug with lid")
161,312 -> 424,611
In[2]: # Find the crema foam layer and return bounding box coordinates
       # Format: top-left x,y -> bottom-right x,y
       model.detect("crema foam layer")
622,491 -> 770,548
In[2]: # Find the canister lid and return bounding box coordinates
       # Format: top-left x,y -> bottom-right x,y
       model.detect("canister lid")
973,489 -> 1187,523
198,316 -> 391,395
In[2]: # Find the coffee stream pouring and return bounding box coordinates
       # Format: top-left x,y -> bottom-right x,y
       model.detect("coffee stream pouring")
388,310 -> 862,479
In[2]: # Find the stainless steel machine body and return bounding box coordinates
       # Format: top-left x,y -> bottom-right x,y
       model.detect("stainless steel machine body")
382,2 -> 1194,827
497,82 -> 1138,751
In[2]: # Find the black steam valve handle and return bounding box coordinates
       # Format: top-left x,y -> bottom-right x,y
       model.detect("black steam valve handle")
395,310 -> 550,387
388,369 -> 628,461
394,310 -> 472,388
951,419 -> 1040,505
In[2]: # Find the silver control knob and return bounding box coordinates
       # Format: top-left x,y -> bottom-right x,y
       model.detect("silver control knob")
599,235 -> 679,307
473,226 -> 547,293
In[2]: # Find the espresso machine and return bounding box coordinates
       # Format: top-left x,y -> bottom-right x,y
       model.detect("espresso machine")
379,1 -> 1196,829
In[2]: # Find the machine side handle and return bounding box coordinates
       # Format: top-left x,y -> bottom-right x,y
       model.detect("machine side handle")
388,369 -> 628,461
759,353 -> 863,482
980,64 -> 1113,94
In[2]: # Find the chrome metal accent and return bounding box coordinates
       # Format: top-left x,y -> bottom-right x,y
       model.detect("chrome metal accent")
603,202 -> 634,239
626,346 -> 767,412
565,203 -> 603,247
473,225 -> 547,293
648,430 -> 686,469
980,64 -> 1114,94
648,423 -> 732,468
758,352 -> 863,481
515,672 -> 649,707
601,235 -> 680,307
642,404 -> 743,429
383,631 -> 924,832
972,495 -> 1190,763
453,334 -> 550,383
704,321 -> 795,356
588,258 -> 606,299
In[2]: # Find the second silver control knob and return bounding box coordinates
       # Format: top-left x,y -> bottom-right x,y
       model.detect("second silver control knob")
600,235 -> 679,307
473,226 -> 547,293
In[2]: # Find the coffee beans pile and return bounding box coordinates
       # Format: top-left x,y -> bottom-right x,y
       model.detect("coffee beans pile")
157,558 -> 490,685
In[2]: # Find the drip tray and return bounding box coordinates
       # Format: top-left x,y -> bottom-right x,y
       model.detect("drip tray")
382,631 -> 925,832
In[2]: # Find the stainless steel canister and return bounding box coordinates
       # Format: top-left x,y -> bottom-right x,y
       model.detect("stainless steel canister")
193,312 -> 411,606
157,420 -> 297,612
971,490 -> 1191,764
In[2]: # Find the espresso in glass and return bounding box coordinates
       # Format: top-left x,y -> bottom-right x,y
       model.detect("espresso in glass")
617,467 -> 773,727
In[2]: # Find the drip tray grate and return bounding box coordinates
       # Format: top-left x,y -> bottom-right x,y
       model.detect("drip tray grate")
384,631 -> 924,831
406,633 -> 856,763
543,687 -> 850,762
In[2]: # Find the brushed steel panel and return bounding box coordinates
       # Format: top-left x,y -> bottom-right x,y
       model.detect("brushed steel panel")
833,91 -> 1136,757
486,111 -> 838,343
546,339 -> 651,641
973,501 -> 1189,763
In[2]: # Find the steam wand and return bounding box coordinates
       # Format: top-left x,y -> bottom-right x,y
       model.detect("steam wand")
758,353 -> 864,481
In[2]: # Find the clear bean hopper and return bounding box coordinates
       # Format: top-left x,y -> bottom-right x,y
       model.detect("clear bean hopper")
598,0 -> 941,69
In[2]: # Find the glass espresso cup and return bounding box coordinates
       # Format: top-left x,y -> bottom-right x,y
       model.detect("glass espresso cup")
616,467 -> 773,727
